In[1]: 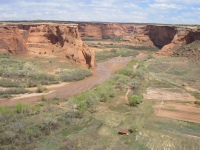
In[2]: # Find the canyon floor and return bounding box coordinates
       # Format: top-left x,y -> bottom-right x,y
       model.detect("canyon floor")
1,37 -> 200,150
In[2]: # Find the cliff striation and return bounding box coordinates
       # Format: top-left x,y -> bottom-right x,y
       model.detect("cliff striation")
145,25 -> 200,56
0,26 -> 28,54
78,23 -> 136,39
0,23 -> 95,70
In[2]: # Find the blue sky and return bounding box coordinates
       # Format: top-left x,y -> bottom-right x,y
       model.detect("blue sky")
0,0 -> 200,24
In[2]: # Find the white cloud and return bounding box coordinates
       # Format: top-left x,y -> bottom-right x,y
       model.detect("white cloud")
149,3 -> 186,10
0,0 -> 199,24
154,0 -> 200,3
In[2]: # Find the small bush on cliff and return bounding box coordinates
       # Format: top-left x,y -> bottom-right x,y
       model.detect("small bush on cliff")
58,68 -> 92,82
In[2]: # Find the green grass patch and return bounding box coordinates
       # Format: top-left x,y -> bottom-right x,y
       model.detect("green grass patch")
96,48 -> 139,62
58,68 -> 92,82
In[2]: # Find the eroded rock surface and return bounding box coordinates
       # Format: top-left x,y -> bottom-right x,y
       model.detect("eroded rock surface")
0,23 -> 95,70
0,26 -> 28,54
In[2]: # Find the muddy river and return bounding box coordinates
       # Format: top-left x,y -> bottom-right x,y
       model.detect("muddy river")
0,57 -> 132,106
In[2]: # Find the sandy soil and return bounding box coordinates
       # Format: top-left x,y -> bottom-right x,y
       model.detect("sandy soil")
144,87 -> 196,101
154,109 -> 200,124
144,86 -> 200,123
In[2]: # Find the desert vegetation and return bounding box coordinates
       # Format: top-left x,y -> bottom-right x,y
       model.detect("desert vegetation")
1,56 -> 200,149
147,57 -> 200,90
1,21 -> 200,149
0,58 -> 148,149
96,48 -> 139,62
58,69 -> 92,82
0,54 -> 92,99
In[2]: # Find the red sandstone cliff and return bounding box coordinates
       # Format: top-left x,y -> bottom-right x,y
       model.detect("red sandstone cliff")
0,23 -> 95,70
0,26 -> 28,54
144,25 -> 200,56
78,23 -> 136,39
1,22 -> 200,62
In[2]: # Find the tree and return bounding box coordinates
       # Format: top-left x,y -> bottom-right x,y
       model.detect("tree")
128,95 -> 142,106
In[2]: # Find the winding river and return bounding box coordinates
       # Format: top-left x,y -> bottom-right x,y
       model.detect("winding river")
0,57 -> 133,106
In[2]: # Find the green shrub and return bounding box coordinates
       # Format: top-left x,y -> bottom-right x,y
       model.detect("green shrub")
128,77 -> 140,90
95,49 -> 138,62
59,69 -> 92,82
117,66 -> 134,77
110,49 -> 117,53
128,95 -> 143,106
0,88 -> 28,96
0,79 -> 21,87
37,84 -> 47,93
194,101 -> 200,106
0,106 -> 11,116
14,103 -> 23,113
41,95 -> 45,101
14,103 -> 30,114
32,104 -> 41,114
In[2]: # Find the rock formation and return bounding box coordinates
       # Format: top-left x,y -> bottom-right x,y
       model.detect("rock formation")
1,21 -> 200,63
173,40 -> 200,60
78,23 -> 136,39
76,22 -> 200,57
144,25 -> 200,56
0,23 -> 95,70
0,26 -> 28,54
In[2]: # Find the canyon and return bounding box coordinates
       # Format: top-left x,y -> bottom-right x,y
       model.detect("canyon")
1,22 -> 200,150
0,23 -> 95,70
78,22 -> 200,57
1,22 -> 200,63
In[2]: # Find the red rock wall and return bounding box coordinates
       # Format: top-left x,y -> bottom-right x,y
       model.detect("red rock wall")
0,23 -> 95,70
145,25 -> 177,48
78,23 -> 136,39
24,24 -> 95,70
185,31 -> 200,44
0,26 -> 29,54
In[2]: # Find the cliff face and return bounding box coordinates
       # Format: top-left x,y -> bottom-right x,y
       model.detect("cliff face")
185,30 -> 200,44
78,23 -> 136,39
0,23 -> 95,70
25,24 -> 95,70
0,26 -> 28,54
146,26 -> 200,56
1,22 -> 200,63
145,25 -> 177,47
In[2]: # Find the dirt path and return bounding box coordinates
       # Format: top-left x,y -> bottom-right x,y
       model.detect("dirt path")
0,57 -> 132,106
135,52 -> 147,61
125,88 -> 131,101
124,54 -> 142,104
157,99 -> 164,115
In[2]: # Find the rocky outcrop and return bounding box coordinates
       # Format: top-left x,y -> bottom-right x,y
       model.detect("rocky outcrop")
173,40 -> 200,60
145,25 -> 177,48
0,26 -> 28,54
25,24 -> 95,70
0,23 -> 95,70
141,25 -> 200,56
78,23 -> 136,39
77,22 -> 200,58
1,21 -> 200,63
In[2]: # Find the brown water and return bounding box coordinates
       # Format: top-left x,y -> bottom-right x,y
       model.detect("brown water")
0,57 -> 132,106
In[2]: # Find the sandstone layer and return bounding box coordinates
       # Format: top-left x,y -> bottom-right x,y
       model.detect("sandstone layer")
0,26 -> 28,54
0,23 -> 95,70
149,25 -> 200,56
1,21 -> 200,62
77,22 -> 200,57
